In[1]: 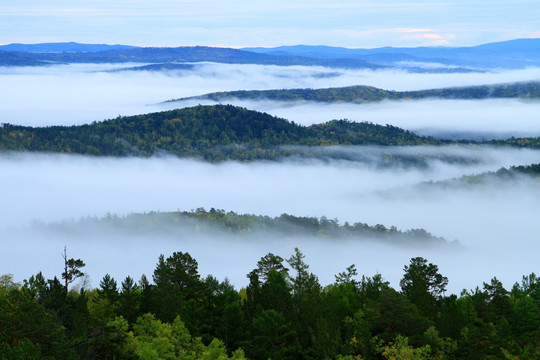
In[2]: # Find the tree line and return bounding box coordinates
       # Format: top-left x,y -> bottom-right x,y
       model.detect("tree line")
0,105 -> 447,161
1,249 -> 539,359
173,82 -> 540,104
2,104 -> 539,162
45,208 -> 449,248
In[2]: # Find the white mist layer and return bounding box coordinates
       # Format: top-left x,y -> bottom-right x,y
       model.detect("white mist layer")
2,63 -> 540,136
1,148 -> 539,294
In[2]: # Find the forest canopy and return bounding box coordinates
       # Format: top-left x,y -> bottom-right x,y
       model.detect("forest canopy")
1,104 -> 539,162
1,250 -> 539,359
169,82 -> 540,104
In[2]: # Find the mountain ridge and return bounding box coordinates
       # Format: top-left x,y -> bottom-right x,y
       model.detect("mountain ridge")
2,38 -> 539,69
1,105 -> 539,162
167,81 -> 540,104
243,38 -> 540,69
0,105 -> 446,161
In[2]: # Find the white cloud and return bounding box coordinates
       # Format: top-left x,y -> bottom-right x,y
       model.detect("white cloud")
1,148 -> 539,293
1,62 -> 540,295
3,63 -> 540,130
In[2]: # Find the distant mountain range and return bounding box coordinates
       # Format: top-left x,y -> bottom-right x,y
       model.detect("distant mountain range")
0,41 -> 137,53
0,44 -> 382,70
1,38 -> 539,70
244,38 -> 540,69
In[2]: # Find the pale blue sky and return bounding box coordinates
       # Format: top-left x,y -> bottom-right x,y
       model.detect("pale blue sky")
1,0 -> 539,48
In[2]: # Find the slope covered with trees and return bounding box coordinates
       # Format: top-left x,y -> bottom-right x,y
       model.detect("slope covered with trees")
2,104 -> 539,161
170,81 -> 540,104
1,251 -> 539,359
422,163 -> 540,189
0,105 -> 447,161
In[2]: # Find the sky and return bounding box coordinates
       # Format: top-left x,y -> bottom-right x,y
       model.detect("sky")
1,0 -> 540,48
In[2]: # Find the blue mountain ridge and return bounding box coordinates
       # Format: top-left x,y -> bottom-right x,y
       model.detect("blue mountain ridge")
1,38 -> 539,70
243,38 -> 540,69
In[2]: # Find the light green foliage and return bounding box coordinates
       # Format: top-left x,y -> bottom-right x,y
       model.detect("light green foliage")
380,335 -> 432,360
0,274 -> 19,296
198,338 -> 230,360
131,313 -> 177,359
127,313 -> 244,360
422,326 -> 457,359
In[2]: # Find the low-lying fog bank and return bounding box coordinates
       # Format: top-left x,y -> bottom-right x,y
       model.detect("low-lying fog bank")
2,63 -> 540,137
1,147 -> 539,294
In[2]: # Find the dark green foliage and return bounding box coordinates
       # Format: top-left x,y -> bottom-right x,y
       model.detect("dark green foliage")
97,274 -> 118,303
61,247 -> 86,295
0,104 -> 450,161
2,104 -> 539,162
365,287 -> 430,344
486,137 -> 540,149
423,162 -> 540,189
118,276 -> 139,326
3,252 -> 540,359
173,81 -> 540,104
152,252 -> 204,325
249,309 -> 299,360
173,85 -> 401,103
400,257 -> 448,318
0,286 -> 76,359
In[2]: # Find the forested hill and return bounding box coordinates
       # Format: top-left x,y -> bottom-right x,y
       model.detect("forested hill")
169,81 -> 540,104
0,105 -> 446,161
2,105 -> 539,161
423,163 -> 540,189
41,208 -> 450,248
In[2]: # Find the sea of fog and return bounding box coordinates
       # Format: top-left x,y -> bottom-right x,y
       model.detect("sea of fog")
1,63 -> 540,139
1,147 -> 539,294
1,62 -> 540,294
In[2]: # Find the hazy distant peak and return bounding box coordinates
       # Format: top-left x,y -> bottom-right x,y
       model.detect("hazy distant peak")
0,42 -> 139,53
243,38 -> 540,69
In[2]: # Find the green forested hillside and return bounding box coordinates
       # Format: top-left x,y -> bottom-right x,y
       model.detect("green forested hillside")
0,105 -> 445,161
170,81 -> 540,104
1,105 -> 539,161
170,86 -> 400,103
1,250 -> 539,359
422,163 -> 540,188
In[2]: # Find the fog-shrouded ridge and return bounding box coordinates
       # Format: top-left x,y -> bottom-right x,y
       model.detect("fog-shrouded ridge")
1,147 -> 539,294
164,97 -> 540,140
2,63 -> 540,137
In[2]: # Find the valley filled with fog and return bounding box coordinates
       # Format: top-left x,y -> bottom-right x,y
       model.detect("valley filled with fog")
1,62 -> 540,294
